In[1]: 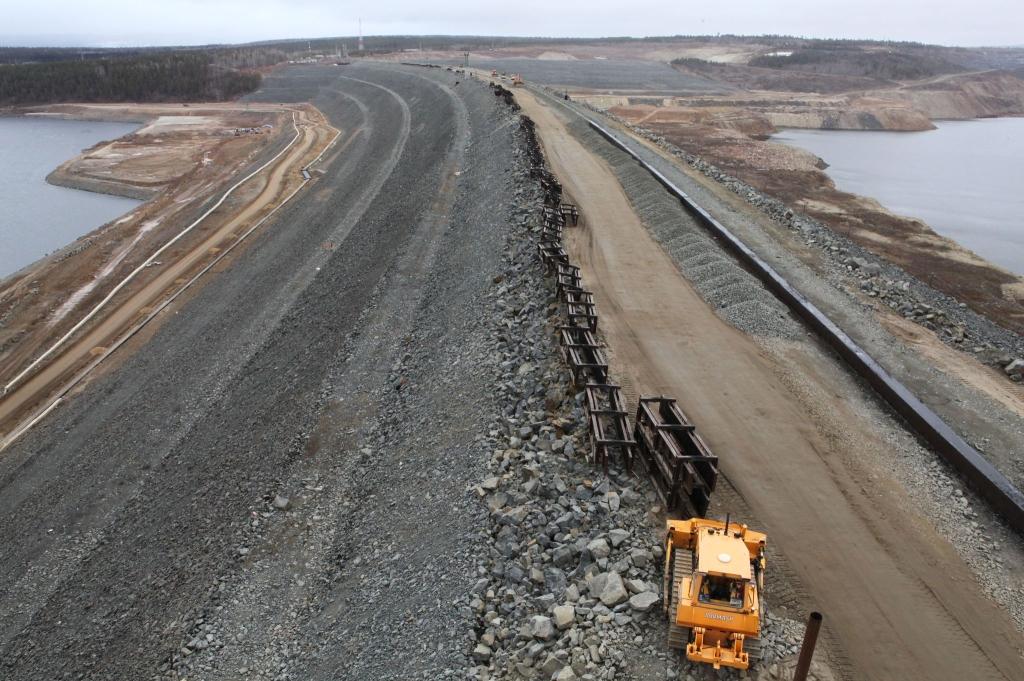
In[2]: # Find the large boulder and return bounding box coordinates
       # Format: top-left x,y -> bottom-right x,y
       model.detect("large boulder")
553,604 -> 576,630
587,537 -> 611,559
554,667 -> 578,681
608,528 -> 630,547
530,615 -> 556,640
594,572 -> 628,607
629,591 -> 660,612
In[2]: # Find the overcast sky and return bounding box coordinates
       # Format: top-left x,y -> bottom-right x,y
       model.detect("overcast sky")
1,0 -> 1021,48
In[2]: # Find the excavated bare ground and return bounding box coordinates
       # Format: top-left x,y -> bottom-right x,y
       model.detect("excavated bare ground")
0,105 -> 288,360
0,63 -> 523,681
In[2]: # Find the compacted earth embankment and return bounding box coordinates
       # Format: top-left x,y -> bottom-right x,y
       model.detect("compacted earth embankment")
2,60 -> 1019,681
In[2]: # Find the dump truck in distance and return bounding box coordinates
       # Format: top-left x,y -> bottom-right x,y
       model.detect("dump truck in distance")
664,517 -> 766,670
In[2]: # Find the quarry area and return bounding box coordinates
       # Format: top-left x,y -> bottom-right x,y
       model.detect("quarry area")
0,37 -> 1023,681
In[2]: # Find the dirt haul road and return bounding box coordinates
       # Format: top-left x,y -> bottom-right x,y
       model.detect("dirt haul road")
515,89 -> 1024,681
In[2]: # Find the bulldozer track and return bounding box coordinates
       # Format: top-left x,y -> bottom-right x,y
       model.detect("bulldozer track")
666,548 -> 693,651
746,628 -> 763,661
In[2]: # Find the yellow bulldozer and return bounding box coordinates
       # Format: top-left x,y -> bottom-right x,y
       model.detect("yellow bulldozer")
664,517 -> 767,670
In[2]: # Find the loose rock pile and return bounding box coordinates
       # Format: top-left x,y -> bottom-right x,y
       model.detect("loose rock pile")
466,142 -> 664,679
465,110 -> 810,681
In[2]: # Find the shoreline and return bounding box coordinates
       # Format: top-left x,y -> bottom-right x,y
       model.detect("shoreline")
769,118 -> 1024,277
609,107 -> 1024,330
0,113 -> 150,283
30,112 -> 157,202
0,101 -> 338,441
0,102 -> 304,289
45,165 -> 158,201
589,103 -> 1024,385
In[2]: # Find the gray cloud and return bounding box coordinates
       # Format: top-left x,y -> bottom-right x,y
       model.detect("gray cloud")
1,0 -> 1021,47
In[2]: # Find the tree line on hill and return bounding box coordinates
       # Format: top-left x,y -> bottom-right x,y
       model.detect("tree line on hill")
0,52 -> 262,105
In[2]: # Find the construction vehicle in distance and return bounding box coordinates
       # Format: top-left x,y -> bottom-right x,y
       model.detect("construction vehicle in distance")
664,516 -> 767,670
512,73 -> 524,87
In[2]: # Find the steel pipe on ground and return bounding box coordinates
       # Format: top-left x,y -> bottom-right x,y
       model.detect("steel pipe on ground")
793,612 -> 823,681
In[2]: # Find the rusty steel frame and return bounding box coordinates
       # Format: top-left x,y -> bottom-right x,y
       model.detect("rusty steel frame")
560,202 -> 580,226
587,119 -> 1024,534
556,263 -> 584,298
634,396 -> 719,517
538,244 -> 570,271
558,325 -> 609,388
585,382 -> 636,472
563,289 -> 598,333
541,225 -> 562,243
541,228 -> 562,247
542,206 -> 565,225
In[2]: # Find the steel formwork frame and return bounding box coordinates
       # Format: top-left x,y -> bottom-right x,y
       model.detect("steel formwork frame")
563,289 -> 598,333
634,396 -> 719,517
586,382 -> 635,472
558,325 -> 609,388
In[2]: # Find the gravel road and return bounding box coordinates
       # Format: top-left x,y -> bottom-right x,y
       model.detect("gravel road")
0,63 -> 524,680
429,57 -> 727,94
551,97 -> 1024,620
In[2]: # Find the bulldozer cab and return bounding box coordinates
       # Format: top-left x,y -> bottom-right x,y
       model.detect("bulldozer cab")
697,574 -> 746,609
664,518 -> 767,671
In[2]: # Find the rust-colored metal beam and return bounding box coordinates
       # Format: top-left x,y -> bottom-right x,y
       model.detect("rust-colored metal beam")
793,611 -> 823,681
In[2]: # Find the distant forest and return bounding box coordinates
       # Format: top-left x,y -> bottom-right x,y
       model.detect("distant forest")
0,52 -> 266,105
747,46 -> 967,80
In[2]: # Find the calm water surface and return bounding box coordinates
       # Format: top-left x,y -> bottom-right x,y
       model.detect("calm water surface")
0,116 -> 141,278
773,118 -> 1024,275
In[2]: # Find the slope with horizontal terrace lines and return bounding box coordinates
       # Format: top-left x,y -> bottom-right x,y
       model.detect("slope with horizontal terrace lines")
0,63 -> 523,680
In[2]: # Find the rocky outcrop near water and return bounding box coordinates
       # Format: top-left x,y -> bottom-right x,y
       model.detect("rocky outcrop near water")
46,165 -> 158,201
